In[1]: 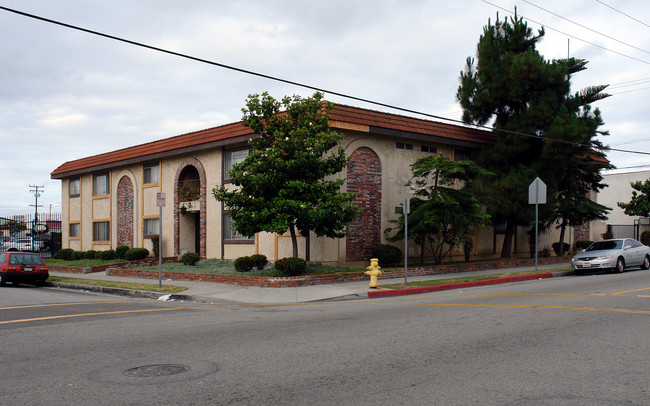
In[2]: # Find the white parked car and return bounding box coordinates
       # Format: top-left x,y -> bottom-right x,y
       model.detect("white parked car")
0,237 -> 43,252
571,238 -> 650,275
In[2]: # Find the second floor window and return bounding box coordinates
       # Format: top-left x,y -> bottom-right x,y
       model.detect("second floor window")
224,149 -> 250,181
143,163 -> 159,184
69,178 -> 80,197
93,173 -> 109,196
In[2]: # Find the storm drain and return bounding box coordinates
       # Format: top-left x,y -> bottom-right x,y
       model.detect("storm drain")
123,364 -> 191,378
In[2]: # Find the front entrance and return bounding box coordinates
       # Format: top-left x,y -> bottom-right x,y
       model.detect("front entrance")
174,158 -> 207,258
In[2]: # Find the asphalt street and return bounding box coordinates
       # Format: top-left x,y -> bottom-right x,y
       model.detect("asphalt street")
1,269 -> 649,405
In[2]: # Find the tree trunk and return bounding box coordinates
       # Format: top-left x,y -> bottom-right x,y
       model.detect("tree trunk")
289,224 -> 299,258
500,216 -> 516,258
558,219 -> 567,256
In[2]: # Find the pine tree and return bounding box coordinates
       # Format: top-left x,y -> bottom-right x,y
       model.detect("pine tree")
457,12 -> 568,257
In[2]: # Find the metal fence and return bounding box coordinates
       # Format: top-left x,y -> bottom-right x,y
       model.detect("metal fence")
607,224 -> 637,240
0,213 -> 62,258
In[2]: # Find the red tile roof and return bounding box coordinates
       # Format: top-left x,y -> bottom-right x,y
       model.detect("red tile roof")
51,103 -> 494,179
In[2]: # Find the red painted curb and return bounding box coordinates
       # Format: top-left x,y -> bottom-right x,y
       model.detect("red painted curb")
367,272 -> 554,298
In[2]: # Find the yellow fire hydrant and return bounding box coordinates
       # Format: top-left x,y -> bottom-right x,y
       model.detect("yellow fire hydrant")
365,258 -> 382,289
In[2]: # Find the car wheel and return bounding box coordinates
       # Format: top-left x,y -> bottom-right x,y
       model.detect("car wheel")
642,256 -> 650,270
615,257 -> 625,273
0,275 -> 5,286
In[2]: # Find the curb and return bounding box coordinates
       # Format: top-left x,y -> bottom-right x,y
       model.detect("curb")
368,272 -> 556,298
46,281 -> 192,301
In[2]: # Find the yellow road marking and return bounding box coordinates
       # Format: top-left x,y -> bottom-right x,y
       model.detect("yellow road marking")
0,306 -> 205,325
0,301 -> 150,311
367,302 -> 650,314
611,286 -> 650,295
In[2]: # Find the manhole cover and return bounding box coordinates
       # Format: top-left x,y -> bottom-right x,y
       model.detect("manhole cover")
123,364 -> 190,378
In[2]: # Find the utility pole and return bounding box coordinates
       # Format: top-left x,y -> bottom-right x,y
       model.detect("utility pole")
29,185 -> 44,230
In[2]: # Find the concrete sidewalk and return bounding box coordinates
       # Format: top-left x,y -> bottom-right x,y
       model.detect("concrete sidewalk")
47,262 -> 572,304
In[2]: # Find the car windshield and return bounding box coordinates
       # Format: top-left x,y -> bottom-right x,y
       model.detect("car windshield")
9,253 -> 44,265
586,240 -> 622,251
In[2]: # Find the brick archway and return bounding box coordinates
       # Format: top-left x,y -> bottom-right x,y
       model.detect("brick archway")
346,147 -> 382,261
174,157 -> 207,258
116,176 -> 134,247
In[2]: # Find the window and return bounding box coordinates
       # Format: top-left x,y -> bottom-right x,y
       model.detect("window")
224,148 -> 250,180
93,173 -> 109,196
421,145 -> 437,154
396,142 -> 414,150
69,223 -> 80,238
143,218 -> 160,236
454,149 -> 472,162
143,163 -> 159,184
92,221 -> 110,241
223,213 -> 253,241
69,178 -> 80,197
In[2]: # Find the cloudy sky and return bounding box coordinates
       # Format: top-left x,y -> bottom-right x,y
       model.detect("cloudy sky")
1,0 -> 649,218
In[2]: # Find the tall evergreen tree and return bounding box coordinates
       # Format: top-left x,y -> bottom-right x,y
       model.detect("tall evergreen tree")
542,59 -> 613,253
457,12 -> 568,257
457,13 -> 611,257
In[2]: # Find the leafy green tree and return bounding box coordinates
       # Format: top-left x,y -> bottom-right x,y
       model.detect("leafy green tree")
212,92 -> 358,258
385,154 -> 491,265
618,179 -> 650,217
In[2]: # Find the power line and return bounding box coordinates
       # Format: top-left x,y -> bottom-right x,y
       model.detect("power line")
594,0 -> 650,29
0,4 -> 649,157
481,0 -> 650,65
523,0 -> 650,56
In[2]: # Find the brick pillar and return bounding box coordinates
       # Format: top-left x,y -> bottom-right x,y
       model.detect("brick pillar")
346,147 -> 382,261
116,176 -> 134,247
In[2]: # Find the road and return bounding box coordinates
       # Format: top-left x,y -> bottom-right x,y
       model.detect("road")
1,270 -> 649,405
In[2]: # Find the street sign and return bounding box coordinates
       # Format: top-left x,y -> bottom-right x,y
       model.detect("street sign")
528,177 -> 547,204
156,192 -> 166,208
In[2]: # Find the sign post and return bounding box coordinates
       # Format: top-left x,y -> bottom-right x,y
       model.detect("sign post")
528,178 -> 547,271
156,192 -> 166,288
404,198 -> 410,286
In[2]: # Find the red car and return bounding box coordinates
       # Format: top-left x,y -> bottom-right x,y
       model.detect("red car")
0,251 -> 49,286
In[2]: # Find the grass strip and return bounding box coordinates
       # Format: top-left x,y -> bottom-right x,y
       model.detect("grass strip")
380,268 -> 570,289
48,275 -> 188,294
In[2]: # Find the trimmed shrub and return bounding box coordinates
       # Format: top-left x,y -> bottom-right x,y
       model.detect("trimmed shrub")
641,231 -> 650,246
115,245 -> 129,259
575,240 -> 593,250
53,248 -> 74,260
234,256 -> 255,272
274,257 -> 307,277
72,250 -> 85,260
372,244 -> 402,266
98,249 -> 116,260
602,231 -> 614,240
250,254 -> 268,270
124,248 -> 149,261
181,252 -> 200,266
84,250 -> 97,260
551,242 -> 570,256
